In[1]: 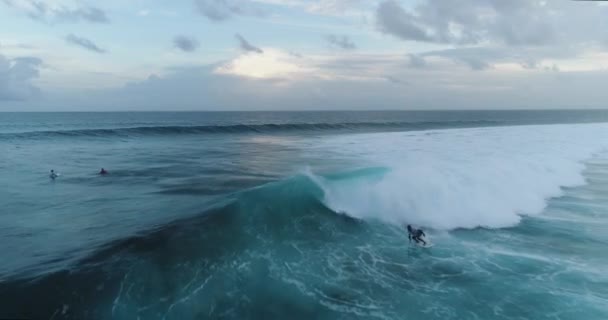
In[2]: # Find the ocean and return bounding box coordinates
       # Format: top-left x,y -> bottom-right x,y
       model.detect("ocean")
1,110 -> 608,319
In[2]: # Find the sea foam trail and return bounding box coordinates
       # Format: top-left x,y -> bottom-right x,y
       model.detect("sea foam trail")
312,123 -> 608,230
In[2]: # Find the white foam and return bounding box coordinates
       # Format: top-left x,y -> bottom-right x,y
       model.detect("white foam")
313,123 -> 608,230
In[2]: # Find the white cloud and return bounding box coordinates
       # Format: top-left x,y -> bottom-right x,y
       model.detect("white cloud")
215,48 -> 315,79
214,48 -> 408,82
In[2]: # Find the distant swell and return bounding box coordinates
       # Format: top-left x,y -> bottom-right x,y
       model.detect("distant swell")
1,120 -> 503,139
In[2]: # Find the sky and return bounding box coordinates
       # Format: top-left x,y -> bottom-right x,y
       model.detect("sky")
1,0 -> 608,111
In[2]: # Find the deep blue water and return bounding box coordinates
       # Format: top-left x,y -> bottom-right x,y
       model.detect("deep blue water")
1,111 -> 608,319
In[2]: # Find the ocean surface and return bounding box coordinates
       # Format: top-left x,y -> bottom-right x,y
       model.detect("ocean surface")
1,110 -> 608,319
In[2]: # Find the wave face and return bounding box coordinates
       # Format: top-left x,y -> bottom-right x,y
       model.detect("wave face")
1,120 -> 503,139
313,124 -> 608,230
0,175 -> 372,319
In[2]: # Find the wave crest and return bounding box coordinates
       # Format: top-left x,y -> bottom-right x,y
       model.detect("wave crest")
2,120 -> 502,139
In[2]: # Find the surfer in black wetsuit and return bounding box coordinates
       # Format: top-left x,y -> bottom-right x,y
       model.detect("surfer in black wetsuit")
407,225 -> 426,245
99,168 -> 108,175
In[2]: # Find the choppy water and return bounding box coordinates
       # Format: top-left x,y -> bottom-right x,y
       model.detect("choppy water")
1,111 -> 608,319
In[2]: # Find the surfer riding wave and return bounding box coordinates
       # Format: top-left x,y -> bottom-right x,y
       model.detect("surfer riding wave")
406,225 -> 426,246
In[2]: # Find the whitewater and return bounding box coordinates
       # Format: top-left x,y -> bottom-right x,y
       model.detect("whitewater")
316,124 -> 608,230
1,111 -> 607,320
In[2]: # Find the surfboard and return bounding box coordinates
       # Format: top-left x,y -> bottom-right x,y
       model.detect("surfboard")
414,241 -> 434,248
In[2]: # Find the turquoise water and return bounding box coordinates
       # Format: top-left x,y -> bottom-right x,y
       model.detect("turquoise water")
0,111 -> 607,319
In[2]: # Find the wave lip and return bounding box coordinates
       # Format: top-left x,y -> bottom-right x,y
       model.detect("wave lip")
1,120 -> 503,139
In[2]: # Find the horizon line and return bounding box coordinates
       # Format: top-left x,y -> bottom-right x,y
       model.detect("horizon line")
2,108 -> 608,113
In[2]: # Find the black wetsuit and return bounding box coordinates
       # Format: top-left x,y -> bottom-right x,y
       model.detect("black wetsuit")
409,228 -> 426,245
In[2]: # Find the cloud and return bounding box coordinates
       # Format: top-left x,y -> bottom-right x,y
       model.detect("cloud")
216,49 -> 405,82
306,0 -> 362,15
326,34 -> 356,50
384,75 -> 407,85
173,36 -> 200,52
461,58 -> 491,71
407,54 -> 426,68
69,6 -> 108,23
3,0 -> 109,23
235,34 -> 263,53
422,48 -> 494,71
375,0 -> 600,46
68,57 -> 608,111
521,59 -> 538,70
215,48 -> 312,79
546,64 -> 560,73
65,34 -> 106,53
254,0 -> 365,16
376,1 -> 432,42
194,0 -> 263,21
0,53 -> 42,101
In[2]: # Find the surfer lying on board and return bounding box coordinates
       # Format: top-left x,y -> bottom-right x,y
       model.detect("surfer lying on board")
407,225 -> 426,245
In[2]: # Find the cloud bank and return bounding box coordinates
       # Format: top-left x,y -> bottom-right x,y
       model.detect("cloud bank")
376,0 -> 558,46
3,0 -> 608,110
